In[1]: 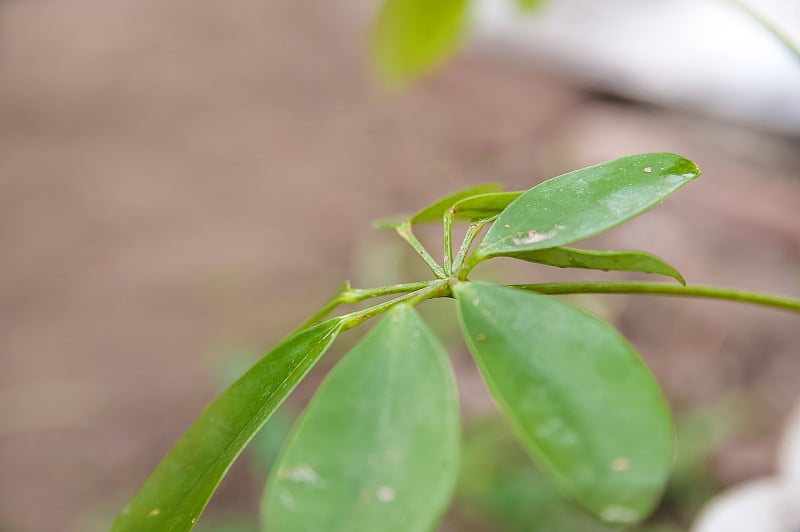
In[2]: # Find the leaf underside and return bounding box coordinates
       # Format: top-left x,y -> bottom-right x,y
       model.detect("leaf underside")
502,246 -> 686,285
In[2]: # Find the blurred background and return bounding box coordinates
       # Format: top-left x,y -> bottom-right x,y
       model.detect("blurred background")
0,0 -> 798,530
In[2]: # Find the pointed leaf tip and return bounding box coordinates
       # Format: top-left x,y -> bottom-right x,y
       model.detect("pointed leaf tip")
112,318 -> 344,532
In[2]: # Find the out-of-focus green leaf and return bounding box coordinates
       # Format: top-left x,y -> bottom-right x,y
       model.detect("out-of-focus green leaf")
500,247 -> 686,285
450,191 -> 522,221
112,318 -> 345,532
372,0 -> 470,83
374,183 -> 503,230
263,304 -> 460,532
473,153 -> 700,260
516,0 -> 547,10
454,282 -> 673,525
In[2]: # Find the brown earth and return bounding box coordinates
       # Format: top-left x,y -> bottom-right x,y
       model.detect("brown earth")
1,1 -> 799,531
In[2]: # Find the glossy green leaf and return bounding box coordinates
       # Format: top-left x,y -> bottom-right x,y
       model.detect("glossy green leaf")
474,153 -> 700,260
372,0 -> 470,83
450,191 -> 523,221
113,318 -> 345,532
500,247 -> 686,285
453,283 -> 673,524
263,304 -> 459,532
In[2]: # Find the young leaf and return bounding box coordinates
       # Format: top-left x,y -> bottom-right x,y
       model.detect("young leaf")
263,304 -> 460,531
372,0 -> 470,84
449,191 -> 523,221
374,183 -> 503,230
473,153 -> 700,260
453,282 -> 673,524
112,318 -> 345,532
499,247 -> 686,285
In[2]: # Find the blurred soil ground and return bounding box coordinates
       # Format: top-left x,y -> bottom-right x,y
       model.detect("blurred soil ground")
0,1 -> 799,531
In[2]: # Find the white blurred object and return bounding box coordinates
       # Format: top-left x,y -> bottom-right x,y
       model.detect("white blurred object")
691,401 -> 800,532
472,0 -> 800,134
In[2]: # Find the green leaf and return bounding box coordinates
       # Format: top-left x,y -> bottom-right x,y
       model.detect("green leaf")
453,282 -> 673,524
474,153 -> 700,260
263,304 -> 460,532
516,0 -> 547,10
374,183 -> 503,230
450,191 -> 523,221
113,318 -> 345,532
372,0 -> 470,83
500,247 -> 686,285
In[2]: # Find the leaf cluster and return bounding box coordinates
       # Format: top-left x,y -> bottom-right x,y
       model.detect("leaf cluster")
113,153 -> 800,531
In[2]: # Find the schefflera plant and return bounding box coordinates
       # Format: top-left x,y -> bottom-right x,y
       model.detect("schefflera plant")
114,153 -> 800,532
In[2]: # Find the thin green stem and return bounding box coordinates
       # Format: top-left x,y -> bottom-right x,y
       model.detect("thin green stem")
343,281 -> 435,303
443,209 -> 454,275
513,281 -> 800,314
295,280 -> 435,332
342,280 -> 449,329
458,250 -> 489,280
726,0 -> 800,64
396,221 -> 446,278
453,216 -> 495,273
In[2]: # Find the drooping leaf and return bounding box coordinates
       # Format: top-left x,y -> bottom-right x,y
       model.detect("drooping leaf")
372,0 -> 470,83
373,183 -> 503,230
263,304 -> 459,532
499,247 -> 686,285
473,153 -> 700,260
450,191 -> 523,221
112,318 -> 345,532
453,282 -> 673,524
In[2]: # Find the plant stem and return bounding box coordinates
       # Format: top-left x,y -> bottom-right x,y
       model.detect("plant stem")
443,209 -> 454,275
453,217 -> 495,273
295,280 -> 435,332
458,250 -> 488,280
292,280 -> 352,333
342,280 -> 449,329
513,281 -> 800,314
396,221 -> 446,278
343,281 -> 435,303
726,0 -> 800,63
